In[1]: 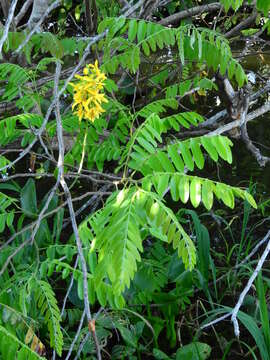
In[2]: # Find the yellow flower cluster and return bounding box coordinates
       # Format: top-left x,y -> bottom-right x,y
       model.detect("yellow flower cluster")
71,60 -> 108,122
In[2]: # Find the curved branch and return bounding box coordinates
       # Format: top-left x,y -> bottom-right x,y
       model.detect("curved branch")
225,10 -> 257,38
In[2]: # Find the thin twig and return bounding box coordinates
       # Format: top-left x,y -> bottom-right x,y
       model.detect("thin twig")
231,232 -> 270,337
0,190 -> 111,253
30,179 -> 60,244
241,121 -> 270,166
65,309 -> 86,360
0,238 -> 31,276
201,230 -> 270,338
74,334 -> 90,360
63,184 -> 111,229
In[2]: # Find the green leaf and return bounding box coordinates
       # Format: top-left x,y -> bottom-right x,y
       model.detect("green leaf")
157,151 -> 175,172
179,176 -> 189,204
170,174 -> 180,201
211,136 -> 232,163
176,342 -> 211,360
244,192 -> 257,209
0,325 -> 45,360
137,136 -> 155,154
201,181 -> 214,210
168,144 -> 185,172
41,33 -> 63,59
117,324 -> 137,347
33,280 -> 63,356
179,142 -> 194,171
190,178 -> 201,208
20,179 -> 37,217
142,41 -> 150,56
215,183 -> 234,208
153,348 -> 171,360
256,272 -> 270,353
128,19 -> 138,42
137,21 -> 147,43
201,137 -> 218,162
190,138 -> 204,169
155,173 -> 170,197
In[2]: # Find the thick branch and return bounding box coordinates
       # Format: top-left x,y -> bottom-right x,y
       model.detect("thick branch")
27,0 -> 49,30
225,10 -> 257,38
159,2 -> 222,26
15,0 -> 33,26
207,101 -> 270,137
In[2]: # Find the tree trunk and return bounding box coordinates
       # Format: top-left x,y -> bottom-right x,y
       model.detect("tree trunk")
27,0 -> 49,30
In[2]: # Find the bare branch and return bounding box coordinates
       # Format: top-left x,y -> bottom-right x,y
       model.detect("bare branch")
0,238 -> 31,277
65,309 -> 86,360
201,313 -> 231,330
54,60 -> 101,359
202,80 -> 270,129
241,121 -> 270,166
30,180 -> 60,244
202,230 -> 270,338
14,0 -> 33,26
225,10 -> 257,38
74,334 -> 90,360
0,190 -> 111,253
159,2 -> 222,26
231,230 -> 270,337
123,0 -> 144,17
0,0 -> 18,58
206,101 -> 270,137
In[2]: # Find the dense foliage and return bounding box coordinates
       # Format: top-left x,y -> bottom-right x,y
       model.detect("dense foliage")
0,0 -> 270,359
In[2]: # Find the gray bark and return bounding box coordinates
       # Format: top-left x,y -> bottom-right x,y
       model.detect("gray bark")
27,0 -> 49,30
159,2 -> 222,26
0,0 -> 10,19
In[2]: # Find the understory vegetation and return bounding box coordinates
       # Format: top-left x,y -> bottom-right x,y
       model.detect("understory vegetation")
1,0 -> 270,359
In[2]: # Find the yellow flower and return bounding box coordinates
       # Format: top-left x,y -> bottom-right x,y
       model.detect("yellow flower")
71,61 -> 108,122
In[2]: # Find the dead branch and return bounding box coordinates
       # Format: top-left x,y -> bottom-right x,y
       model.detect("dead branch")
241,121 -> 270,166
